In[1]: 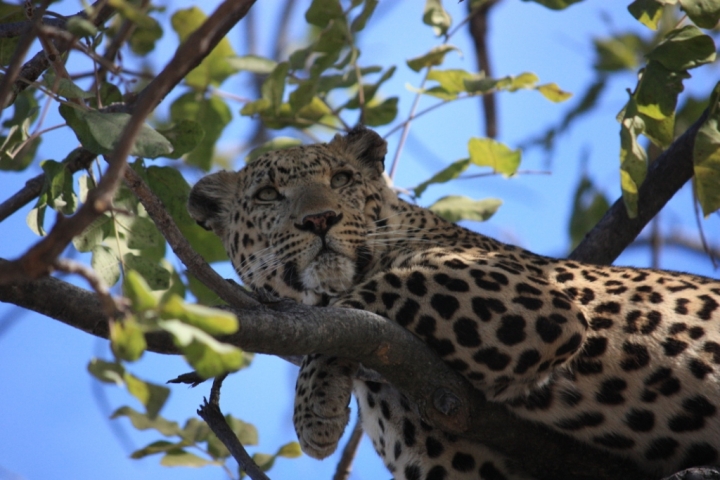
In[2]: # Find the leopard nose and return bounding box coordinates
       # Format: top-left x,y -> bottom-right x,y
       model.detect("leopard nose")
296,211 -> 343,235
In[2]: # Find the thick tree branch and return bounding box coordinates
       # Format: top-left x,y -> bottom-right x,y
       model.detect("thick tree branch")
467,0 -> 500,139
0,262 -> 648,480
570,110 -> 708,264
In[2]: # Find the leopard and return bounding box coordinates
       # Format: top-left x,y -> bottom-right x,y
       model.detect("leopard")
188,125 -> 720,480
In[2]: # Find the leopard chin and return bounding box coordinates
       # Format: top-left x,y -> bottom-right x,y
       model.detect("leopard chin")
301,252 -> 355,296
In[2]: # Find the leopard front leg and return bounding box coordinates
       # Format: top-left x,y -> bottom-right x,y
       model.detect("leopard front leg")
293,354 -> 359,458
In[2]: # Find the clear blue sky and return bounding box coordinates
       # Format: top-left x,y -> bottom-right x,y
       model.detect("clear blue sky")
1,1 -> 719,480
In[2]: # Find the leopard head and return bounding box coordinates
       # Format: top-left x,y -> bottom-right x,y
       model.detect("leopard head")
188,126 -> 394,305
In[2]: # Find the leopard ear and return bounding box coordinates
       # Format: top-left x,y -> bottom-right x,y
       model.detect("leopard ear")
329,125 -> 386,177
187,170 -> 238,236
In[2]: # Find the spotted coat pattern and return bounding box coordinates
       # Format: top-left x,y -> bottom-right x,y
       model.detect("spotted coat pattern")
188,127 -> 720,480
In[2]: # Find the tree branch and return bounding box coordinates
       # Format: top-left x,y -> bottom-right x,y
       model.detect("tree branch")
569,110 -> 708,264
197,374 -> 271,480
467,0 -> 500,139
0,262 -> 648,480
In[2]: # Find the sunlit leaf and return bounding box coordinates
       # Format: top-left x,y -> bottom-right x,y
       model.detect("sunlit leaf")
252,453 -> 275,471
627,0 -> 664,30
123,269 -> 158,312
427,69 -> 474,94
160,294 -> 238,335
407,45 -> 459,72
414,158 -> 471,197
467,137 -> 521,176
635,61 -> 688,120
277,442 -> 302,458
537,83 -> 572,102
112,406 -> 181,436
423,0 -> 452,36
226,55 -> 278,74
693,81 -> 720,215
159,319 -> 243,379
619,103 -> 648,218
171,7 -> 238,89
91,245 -> 121,287
110,318 -> 147,362
428,196 -> 502,223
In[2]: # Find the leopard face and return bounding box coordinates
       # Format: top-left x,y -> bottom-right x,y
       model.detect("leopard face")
188,127 -> 393,305
189,127 -> 720,480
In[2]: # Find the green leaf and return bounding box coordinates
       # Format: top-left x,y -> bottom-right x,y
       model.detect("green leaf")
428,196 -> 502,223
277,442 -> 302,458
160,294 -> 238,335
181,418 -> 211,444
363,97 -> 398,126
170,93 -> 231,171
43,72 -> 94,100
59,106 -> 173,158
407,45 -> 459,72
306,0 -> 344,27
619,103 -> 648,218
145,166 -> 228,262
507,72 -> 539,91
226,55 -> 278,74
693,82 -> 720,215
157,120 -> 205,159
123,372 -> 170,418
123,269 -> 159,312
161,449 -> 216,467
467,138 -> 521,176
252,453 -> 275,471
131,440 -> 180,459
521,0 -> 584,9
73,213 -> 111,252
112,406 -> 181,436
39,159 -> 77,215
262,62 -> 291,114
88,358 -> 125,385
123,253 -> 171,291
593,35 -> 643,72
289,80 -> 317,112
159,319 -> 244,378
414,159 -> 471,197
427,69 -> 474,95
316,67 -> 382,93
423,0 -> 452,36
129,18 -> 163,55
171,7 -> 238,89
635,61 -> 688,120
116,215 -> 165,251
680,0 -> 720,28
227,416 -> 259,446
108,0 -> 155,28
245,137 -> 302,163
537,83 -> 572,102
568,176 -> 610,250
26,207 -> 46,236
91,245 -> 121,287
647,25 -> 716,71
628,0 -> 664,30
110,318 -> 147,362
351,0 -> 378,32
187,272 -> 224,306
0,90 -> 40,171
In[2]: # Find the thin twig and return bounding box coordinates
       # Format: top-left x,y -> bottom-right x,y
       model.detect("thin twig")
332,416 -> 363,480
197,374 -> 271,480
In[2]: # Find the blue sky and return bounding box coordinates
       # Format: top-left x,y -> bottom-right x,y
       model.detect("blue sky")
1,1 -> 719,480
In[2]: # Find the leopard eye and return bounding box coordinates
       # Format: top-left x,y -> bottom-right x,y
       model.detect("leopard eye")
331,171 -> 352,188
255,186 -> 280,201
